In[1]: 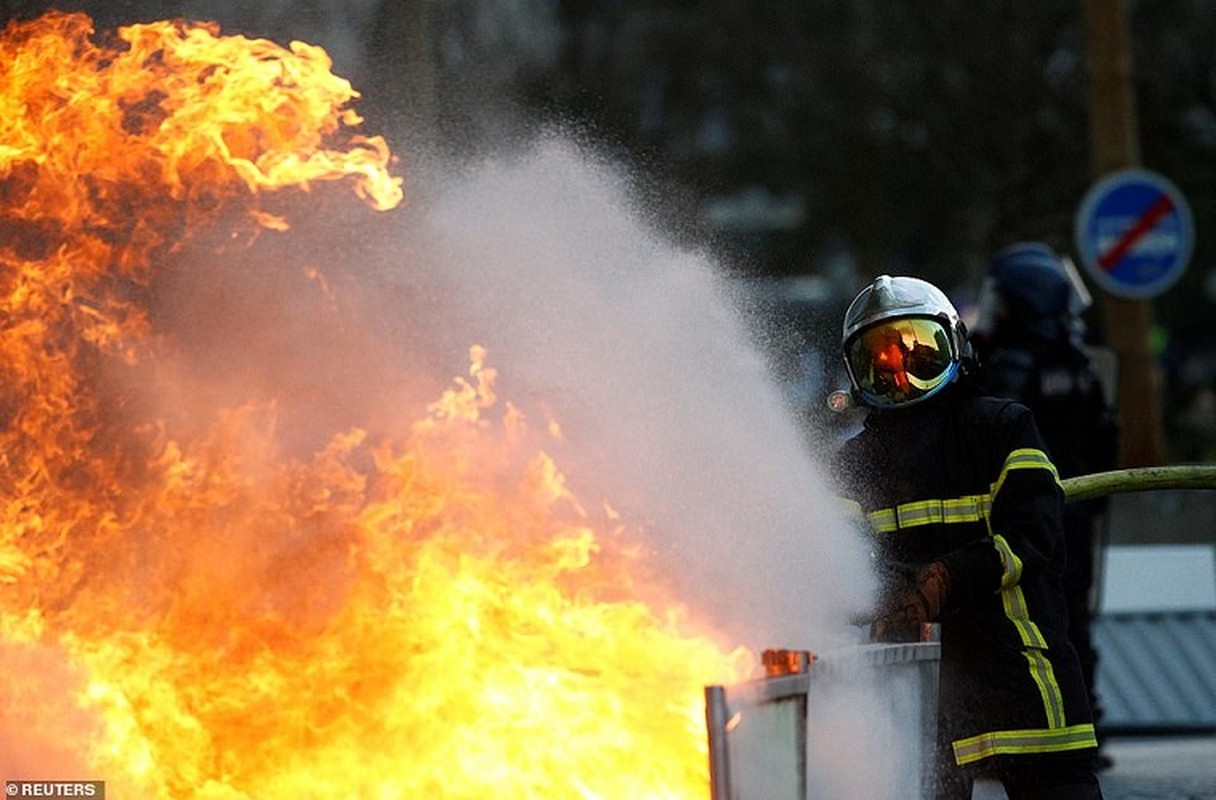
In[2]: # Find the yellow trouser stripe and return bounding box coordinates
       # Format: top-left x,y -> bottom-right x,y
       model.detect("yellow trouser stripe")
953,724 -> 1097,765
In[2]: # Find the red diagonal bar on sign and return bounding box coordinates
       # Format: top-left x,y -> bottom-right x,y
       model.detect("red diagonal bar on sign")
1097,192 -> 1176,271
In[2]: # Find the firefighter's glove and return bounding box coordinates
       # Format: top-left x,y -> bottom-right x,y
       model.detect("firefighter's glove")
872,561 -> 951,640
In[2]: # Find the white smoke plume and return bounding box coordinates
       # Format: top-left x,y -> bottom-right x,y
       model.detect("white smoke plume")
399,135 -> 877,651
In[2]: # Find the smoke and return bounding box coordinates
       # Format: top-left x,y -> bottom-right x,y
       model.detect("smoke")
805,671 -> 927,798
148,121 -> 880,650
384,132 -> 921,799
152,127 -> 881,650
389,134 -> 877,651
135,111 -> 876,644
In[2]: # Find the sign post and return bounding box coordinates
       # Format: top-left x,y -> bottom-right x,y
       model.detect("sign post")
1082,0 -> 1167,467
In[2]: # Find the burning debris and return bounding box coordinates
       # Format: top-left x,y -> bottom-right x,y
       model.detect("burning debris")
0,12 -> 749,797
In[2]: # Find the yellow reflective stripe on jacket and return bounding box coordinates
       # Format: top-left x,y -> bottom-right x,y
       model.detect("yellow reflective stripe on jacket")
992,534 -> 1023,589
867,507 -> 898,532
991,447 -> 1060,499
1025,647 -> 1066,728
865,448 -> 1057,534
999,575 -> 1048,648
865,495 -> 989,532
992,532 -> 1050,648
993,533 -> 1046,647
952,723 -> 1097,766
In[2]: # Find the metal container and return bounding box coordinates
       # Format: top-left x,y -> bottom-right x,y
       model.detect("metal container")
705,641 -> 940,800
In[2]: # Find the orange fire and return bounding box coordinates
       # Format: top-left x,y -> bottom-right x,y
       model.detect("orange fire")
0,11 -> 751,798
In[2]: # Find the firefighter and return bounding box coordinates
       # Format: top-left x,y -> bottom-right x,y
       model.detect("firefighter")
831,275 -> 1104,799
971,242 -> 1119,770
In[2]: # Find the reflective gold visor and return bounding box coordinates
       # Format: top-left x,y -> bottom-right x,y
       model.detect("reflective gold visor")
846,317 -> 957,408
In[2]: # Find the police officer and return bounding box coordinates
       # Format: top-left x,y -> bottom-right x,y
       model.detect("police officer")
832,275 -> 1104,799
972,242 -> 1119,768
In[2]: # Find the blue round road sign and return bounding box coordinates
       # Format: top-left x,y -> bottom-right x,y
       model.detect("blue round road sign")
1073,169 -> 1193,299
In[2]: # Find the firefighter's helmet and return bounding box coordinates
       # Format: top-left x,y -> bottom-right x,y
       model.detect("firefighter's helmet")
841,275 -> 967,409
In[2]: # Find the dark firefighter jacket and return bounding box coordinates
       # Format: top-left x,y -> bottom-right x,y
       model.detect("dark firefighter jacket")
832,381 -> 1098,769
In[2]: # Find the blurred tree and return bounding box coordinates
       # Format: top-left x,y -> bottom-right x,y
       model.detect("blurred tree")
1132,0 -> 1216,331
543,1 -> 1101,293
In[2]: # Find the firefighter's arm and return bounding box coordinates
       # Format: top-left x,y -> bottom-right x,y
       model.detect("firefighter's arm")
913,444 -> 1061,619
987,406 -> 1068,574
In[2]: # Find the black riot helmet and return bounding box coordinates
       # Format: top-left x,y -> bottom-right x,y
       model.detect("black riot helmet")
973,242 -> 1093,341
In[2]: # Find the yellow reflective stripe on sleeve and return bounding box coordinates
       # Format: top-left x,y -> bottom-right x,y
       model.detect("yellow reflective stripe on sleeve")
1025,647 -> 1067,728
991,447 -> 1060,499
952,724 -> 1097,766
991,534 -> 1022,589
864,448 -> 1059,534
865,495 -> 989,532
866,507 -> 898,533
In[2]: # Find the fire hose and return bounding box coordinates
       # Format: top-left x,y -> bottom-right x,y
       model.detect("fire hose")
1060,464 -> 1216,503
1061,464 -> 1216,629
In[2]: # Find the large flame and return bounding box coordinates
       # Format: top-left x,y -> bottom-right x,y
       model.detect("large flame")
0,12 -> 750,798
